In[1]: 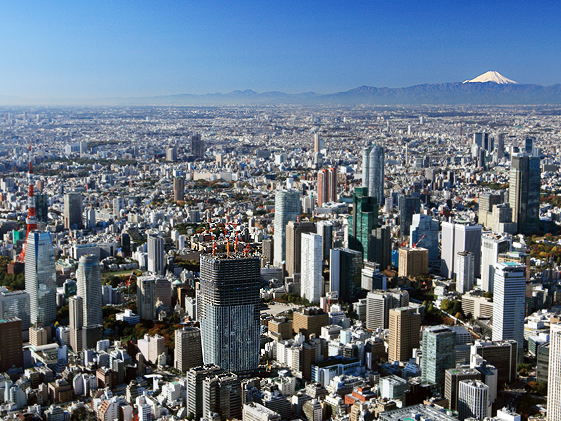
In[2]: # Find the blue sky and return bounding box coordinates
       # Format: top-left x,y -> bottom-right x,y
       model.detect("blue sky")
1,0 -> 559,98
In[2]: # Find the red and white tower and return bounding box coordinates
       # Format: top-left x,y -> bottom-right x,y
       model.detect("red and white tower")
18,139 -> 38,263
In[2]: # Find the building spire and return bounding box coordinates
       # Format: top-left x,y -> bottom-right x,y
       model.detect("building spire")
17,138 -> 38,263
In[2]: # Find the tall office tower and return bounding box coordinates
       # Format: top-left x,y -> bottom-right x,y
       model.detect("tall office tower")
480,234 -> 512,293
458,380 -> 491,421
421,326 -> 457,387
409,214 -> 439,264
313,133 -> 324,153
330,248 -> 362,303
166,146 -> 177,162
25,231 -> 56,326
262,239 -> 274,266
492,204 -> 517,234
35,193 -> 49,223
76,254 -> 102,327
301,233 -> 323,304
369,225 -> 392,269
147,233 -> 165,275
203,372 -> 242,420
69,295 -> 83,352
368,145 -> 385,205
137,276 -> 156,320
362,145 -> 372,187
0,318 -> 23,372
509,154 -> 540,234
174,326 -> 203,373
64,192 -> 82,229
113,197 -> 124,217
155,277 -> 172,308
285,221 -> 316,277
445,368 -> 483,411
473,132 -> 489,149
0,289 -> 30,331
524,137 -> 534,155
492,263 -> 526,358
173,177 -> 185,202
478,193 -> 502,228
398,247 -> 429,278
349,187 -> 378,260
187,365 -> 224,419
441,221 -> 482,279
190,133 -> 205,158
456,252 -> 475,294
85,208 -> 96,230
472,340 -> 518,385
273,190 -> 301,266
200,254 -> 261,373
547,323 -> 561,421
366,289 -> 409,330
399,196 -> 420,237
496,133 -> 506,159
317,168 -> 338,206
316,220 -> 333,260
388,307 -> 421,363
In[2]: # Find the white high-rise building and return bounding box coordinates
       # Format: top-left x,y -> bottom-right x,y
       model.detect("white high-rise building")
0,288 -> 30,331
301,233 -> 323,304
548,323 -> 561,421
456,252 -> 475,294
76,254 -> 102,327
492,262 -> 526,359
273,189 -> 301,266
147,233 -> 165,275
441,221 -> 482,279
480,234 -> 511,293
25,231 -> 57,326
458,380 -> 491,421
368,145 -> 385,205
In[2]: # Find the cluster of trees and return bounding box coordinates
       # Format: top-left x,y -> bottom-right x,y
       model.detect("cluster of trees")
175,259 -> 200,272
527,234 -> 561,262
541,194 -> 561,207
0,256 -> 25,291
276,293 -> 311,307
440,299 -> 464,319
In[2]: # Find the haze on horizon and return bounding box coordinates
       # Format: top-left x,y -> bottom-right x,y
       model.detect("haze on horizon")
1,0 -> 560,100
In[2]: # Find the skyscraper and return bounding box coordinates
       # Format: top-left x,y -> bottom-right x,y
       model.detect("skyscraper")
388,307 -> 420,363
69,295 -> 83,352
409,214 -> 439,264
330,248 -> 362,303
147,233 -> 165,275
456,252 -> 474,294
509,154 -> 540,234
173,177 -> 185,202
441,221 -> 482,279
0,288 -> 30,331
492,262 -> 526,359
285,221 -> 316,277
137,276 -> 156,320
0,318 -> 23,372
349,187 -> 378,260
203,372 -> 242,420
25,231 -> 56,326
317,167 -> 337,206
369,225 -> 392,269
175,326 -> 203,373
458,380 -> 491,421
547,323 -> 561,421
399,196 -> 420,237
200,254 -> 261,373
368,145 -> 385,205
421,326 -> 457,387
496,133 -> 505,159
190,133 -> 205,158
76,254 -> 102,327
273,189 -> 301,266
366,289 -> 409,330
301,233 -> 323,304
480,233 -> 511,293
64,192 -> 83,229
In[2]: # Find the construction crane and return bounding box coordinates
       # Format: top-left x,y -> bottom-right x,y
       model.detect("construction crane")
412,234 -> 426,248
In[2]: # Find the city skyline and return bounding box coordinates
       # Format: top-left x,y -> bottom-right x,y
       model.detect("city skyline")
1,1 -> 560,100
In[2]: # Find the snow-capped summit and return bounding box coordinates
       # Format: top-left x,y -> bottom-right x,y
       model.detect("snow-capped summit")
463,71 -> 518,84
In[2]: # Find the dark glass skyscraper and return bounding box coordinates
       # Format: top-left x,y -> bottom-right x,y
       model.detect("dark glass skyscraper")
509,154 -> 540,234
200,254 -> 261,373
399,196 -> 420,237
349,187 -> 378,260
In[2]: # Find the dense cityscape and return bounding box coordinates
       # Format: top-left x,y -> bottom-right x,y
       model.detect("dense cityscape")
0,103 -> 559,421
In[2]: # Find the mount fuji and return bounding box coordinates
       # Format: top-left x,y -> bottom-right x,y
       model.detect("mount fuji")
463,71 -> 518,84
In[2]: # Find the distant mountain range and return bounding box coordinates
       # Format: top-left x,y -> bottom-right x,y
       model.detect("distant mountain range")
2,72 -> 561,106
